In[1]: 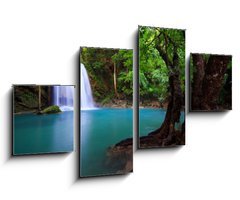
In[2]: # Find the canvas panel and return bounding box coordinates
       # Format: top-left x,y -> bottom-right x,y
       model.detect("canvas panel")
13,85 -> 74,155
189,53 -> 232,111
80,47 -> 133,177
138,26 -> 185,148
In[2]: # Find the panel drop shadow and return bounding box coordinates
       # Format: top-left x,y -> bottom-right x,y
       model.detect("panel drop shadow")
137,144 -> 183,155
132,28 -> 139,152
72,49 -> 80,183
6,88 -> 13,161
73,171 -> 131,184
187,110 -> 230,119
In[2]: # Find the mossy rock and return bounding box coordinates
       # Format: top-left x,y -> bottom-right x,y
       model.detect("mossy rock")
40,105 -> 62,114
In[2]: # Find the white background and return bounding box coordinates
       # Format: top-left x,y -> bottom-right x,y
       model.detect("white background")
0,0 -> 240,199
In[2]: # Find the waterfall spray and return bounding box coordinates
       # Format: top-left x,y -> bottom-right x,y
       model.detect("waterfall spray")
81,63 -> 95,110
53,86 -> 74,111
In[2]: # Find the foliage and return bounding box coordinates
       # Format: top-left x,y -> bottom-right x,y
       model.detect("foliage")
14,86 -> 50,113
21,92 -> 36,102
139,26 -> 185,103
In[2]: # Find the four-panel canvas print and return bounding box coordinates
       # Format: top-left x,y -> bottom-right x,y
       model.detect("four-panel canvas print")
10,26 -> 233,177
138,26 -> 185,148
190,53 -> 232,111
13,85 -> 74,155
80,47 -> 133,177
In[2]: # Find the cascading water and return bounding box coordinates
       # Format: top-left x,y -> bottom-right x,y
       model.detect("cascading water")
53,86 -> 74,111
81,63 -> 95,110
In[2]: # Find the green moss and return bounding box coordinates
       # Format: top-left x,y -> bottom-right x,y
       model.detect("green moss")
40,105 -> 61,114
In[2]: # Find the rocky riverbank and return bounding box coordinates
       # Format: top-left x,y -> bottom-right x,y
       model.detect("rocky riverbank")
95,99 -> 168,109
139,100 -> 168,109
99,99 -> 132,108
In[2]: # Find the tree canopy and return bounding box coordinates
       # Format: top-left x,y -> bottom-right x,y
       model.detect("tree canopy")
139,26 -> 185,105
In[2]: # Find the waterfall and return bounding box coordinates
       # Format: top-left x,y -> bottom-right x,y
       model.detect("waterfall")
81,63 -> 95,110
53,86 -> 74,111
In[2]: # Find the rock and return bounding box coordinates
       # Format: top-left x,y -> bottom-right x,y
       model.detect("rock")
107,138 -> 133,174
38,105 -> 62,114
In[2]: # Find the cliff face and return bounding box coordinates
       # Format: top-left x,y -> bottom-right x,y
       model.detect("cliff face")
14,86 -> 52,113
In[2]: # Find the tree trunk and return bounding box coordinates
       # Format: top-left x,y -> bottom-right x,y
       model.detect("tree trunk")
201,55 -> 230,110
191,54 -> 205,110
38,86 -> 41,111
144,45 -> 184,146
156,71 -> 182,143
113,62 -> 118,98
48,86 -> 51,106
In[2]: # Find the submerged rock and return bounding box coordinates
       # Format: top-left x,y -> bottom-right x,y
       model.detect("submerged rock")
38,105 -> 62,114
107,138 -> 133,174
